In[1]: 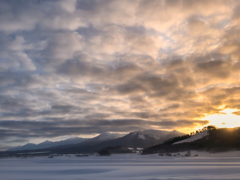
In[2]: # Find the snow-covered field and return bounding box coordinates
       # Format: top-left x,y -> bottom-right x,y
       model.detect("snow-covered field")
1,151 -> 240,180
173,131 -> 209,145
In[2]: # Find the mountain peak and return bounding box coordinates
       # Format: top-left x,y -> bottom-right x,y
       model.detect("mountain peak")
131,129 -> 171,139
95,132 -> 125,141
39,140 -> 52,145
25,143 -> 36,146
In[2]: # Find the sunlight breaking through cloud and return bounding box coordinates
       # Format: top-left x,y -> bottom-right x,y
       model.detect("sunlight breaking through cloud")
1,0 -> 240,148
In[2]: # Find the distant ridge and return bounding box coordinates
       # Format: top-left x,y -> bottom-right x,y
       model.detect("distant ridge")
7,137 -> 88,151
3,129 -> 184,155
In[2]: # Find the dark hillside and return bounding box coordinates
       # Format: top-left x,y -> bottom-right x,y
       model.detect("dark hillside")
142,127 -> 240,154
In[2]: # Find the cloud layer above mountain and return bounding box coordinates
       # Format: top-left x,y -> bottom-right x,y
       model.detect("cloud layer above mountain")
1,0 -> 240,149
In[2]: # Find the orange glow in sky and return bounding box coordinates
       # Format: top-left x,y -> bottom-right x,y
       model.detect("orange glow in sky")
203,109 -> 240,129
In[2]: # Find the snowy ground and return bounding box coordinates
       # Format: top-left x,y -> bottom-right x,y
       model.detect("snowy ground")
173,131 -> 208,145
1,151 -> 240,180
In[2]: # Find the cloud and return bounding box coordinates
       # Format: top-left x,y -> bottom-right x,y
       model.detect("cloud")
232,111 -> 240,116
1,0 -> 240,149
194,59 -> 231,79
0,0 -> 42,32
0,118 -> 209,141
0,34 -> 37,71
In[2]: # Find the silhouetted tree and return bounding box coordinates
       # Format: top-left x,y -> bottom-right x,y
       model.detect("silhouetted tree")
207,125 -> 217,131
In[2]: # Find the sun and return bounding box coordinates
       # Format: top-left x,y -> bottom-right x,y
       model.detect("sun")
203,109 -> 240,128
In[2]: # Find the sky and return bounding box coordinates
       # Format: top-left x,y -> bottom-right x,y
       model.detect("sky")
1,0 -> 240,150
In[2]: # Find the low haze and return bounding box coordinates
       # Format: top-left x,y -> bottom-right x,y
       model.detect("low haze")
1,0 -> 240,150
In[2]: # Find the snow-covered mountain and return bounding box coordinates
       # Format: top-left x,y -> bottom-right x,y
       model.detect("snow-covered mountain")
114,129 -> 185,148
132,129 -> 184,141
90,133 -> 126,142
50,129 -> 185,153
173,131 -> 209,145
7,137 -> 88,151
5,130 -> 184,154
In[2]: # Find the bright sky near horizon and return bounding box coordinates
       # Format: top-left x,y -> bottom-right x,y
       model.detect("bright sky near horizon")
204,109 -> 240,129
1,0 -> 240,150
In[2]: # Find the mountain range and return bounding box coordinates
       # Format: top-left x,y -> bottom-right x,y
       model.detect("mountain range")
7,137 -> 89,151
4,129 -> 184,154
6,127 -> 240,156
